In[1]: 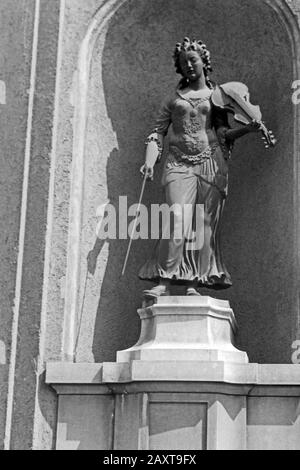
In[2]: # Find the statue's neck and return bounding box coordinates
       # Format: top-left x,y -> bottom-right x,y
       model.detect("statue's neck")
188,74 -> 207,91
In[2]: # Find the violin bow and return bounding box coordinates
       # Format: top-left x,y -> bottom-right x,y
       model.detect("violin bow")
121,172 -> 148,276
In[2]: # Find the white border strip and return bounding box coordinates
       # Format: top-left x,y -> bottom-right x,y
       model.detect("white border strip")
62,0 -> 127,361
4,0 -> 40,450
31,0 -> 65,449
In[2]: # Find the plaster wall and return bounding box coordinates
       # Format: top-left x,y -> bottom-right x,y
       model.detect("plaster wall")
0,0 -> 61,450
1,0 -> 300,450
0,0 -> 35,448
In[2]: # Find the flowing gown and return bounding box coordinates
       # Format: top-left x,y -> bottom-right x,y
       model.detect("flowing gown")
138,87 -> 233,289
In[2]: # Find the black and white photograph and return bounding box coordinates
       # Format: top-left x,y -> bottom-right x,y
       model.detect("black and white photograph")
0,0 -> 300,453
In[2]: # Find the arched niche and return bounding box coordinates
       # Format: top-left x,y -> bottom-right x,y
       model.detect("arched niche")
63,0 -> 300,364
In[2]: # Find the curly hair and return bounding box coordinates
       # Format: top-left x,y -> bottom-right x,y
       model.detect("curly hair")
173,37 -> 213,89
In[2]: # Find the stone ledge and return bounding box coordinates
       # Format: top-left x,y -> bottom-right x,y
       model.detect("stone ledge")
46,361 -> 300,388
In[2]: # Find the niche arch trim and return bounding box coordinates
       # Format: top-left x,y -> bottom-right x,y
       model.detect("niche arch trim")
62,0 -> 300,360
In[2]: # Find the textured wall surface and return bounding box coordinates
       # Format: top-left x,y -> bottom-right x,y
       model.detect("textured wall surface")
9,0 -> 61,450
66,0 -> 297,364
0,0 -> 61,450
1,0 -> 300,450
0,0 -> 35,449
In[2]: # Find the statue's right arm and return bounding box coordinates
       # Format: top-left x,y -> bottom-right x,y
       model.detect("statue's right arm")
145,134 -> 164,168
140,134 -> 164,181
140,97 -> 172,180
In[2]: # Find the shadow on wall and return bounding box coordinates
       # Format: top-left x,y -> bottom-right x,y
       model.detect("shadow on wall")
80,0 -> 295,364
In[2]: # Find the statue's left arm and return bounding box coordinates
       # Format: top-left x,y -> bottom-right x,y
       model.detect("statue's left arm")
213,106 -> 262,159
225,120 -> 262,142
213,106 -> 261,144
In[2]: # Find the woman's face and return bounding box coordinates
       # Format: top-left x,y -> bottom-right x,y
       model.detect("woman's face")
179,50 -> 204,81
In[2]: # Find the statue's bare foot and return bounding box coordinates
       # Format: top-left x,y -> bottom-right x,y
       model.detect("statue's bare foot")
143,285 -> 170,299
186,287 -> 202,296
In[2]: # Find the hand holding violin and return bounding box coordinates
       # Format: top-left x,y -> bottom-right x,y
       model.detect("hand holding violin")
246,119 -> 263,133
212,82 -> 277,149
225,119 -> 264,142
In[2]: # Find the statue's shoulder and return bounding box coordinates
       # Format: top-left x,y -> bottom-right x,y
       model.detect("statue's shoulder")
210,82 -> 225,112
210,81 -> 222,98
158,89 -> 178,110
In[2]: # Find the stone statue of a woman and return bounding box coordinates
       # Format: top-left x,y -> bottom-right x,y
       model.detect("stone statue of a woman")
139,38 -> 262,298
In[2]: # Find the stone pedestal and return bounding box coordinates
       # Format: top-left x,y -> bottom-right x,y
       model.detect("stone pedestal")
117,296 -> 248,364
45,296 -> 300,450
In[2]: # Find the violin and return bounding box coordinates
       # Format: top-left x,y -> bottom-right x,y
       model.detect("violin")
211,82 -> 277,149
